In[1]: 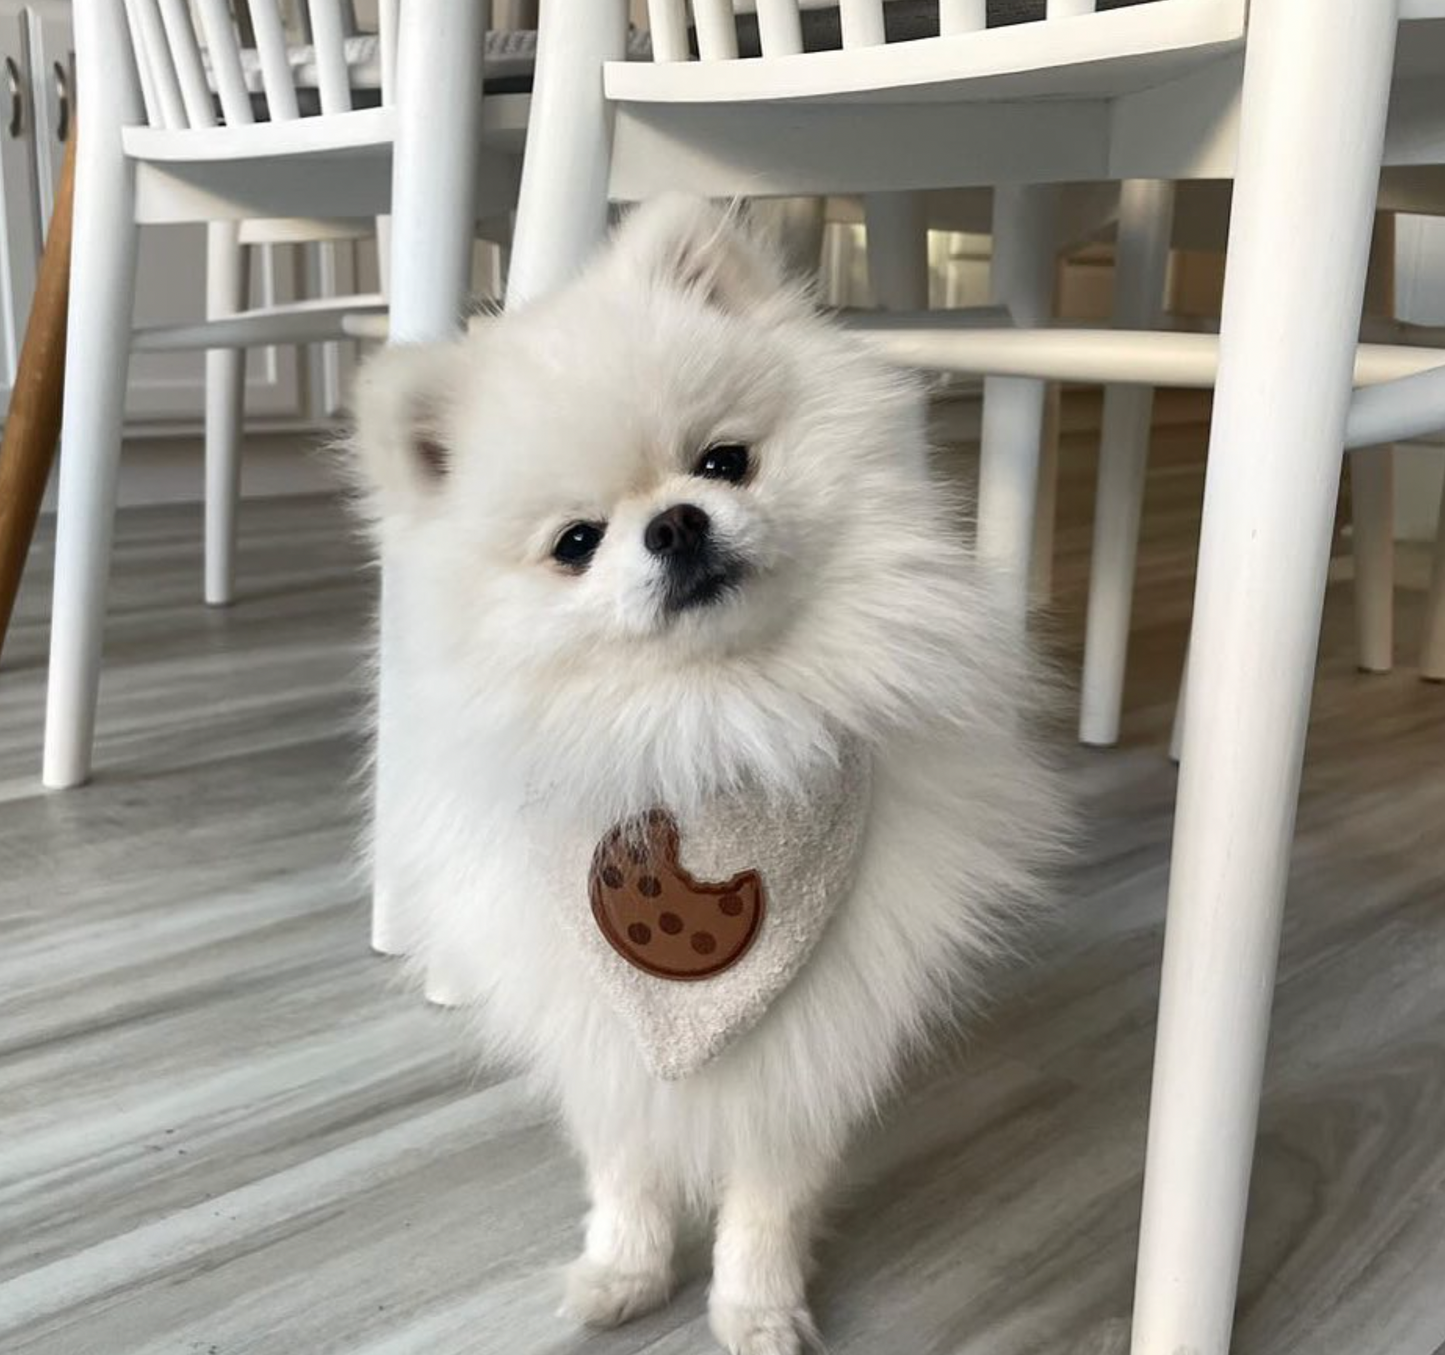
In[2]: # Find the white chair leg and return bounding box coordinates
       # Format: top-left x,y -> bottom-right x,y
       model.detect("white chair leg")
1168,638 -> 1188,764
450,0 -> 624,982
1131,6 -> 1398,1355
977,183 -> 1059,623
387,10 -> 485,345
1349,445 -> 1395,672
864,192 -> 930,310
1030,382 -> 1062,605
1350,214 -> 1398,673
373,0 -> 488,959
374,214 -> 392,299
204,223 -> 250,608
506,0 -> 630,310
1421,474 -> 1445,681
424,942 -> 477,1008
1079,180 -> 1176,746
41,133 -> 140,789
772,196 -> 828,284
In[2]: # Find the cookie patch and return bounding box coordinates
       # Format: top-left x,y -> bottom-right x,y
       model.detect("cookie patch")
589,810 -> 764,980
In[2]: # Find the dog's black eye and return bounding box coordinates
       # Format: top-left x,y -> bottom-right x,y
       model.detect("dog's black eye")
553,521 -> 605,570
694,443 -> 750,484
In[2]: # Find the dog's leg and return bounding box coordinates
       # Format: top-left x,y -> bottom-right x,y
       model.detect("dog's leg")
561,1152 -> 678,1329
709,1154 -> 830,1355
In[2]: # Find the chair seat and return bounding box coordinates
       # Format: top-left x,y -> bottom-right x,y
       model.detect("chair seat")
121,97 -> 524,223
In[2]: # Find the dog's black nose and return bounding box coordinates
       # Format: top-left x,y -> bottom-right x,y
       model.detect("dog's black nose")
644,504 -> 710,558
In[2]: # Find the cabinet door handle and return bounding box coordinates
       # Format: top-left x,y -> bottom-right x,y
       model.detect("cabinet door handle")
5,56 -> 22,139
53,60 -> 69,143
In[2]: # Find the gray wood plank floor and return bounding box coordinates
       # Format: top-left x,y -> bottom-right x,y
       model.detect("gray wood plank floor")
3,399 -> 1444,1355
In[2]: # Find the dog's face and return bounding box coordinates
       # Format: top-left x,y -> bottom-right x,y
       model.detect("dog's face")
435,279 -> 806,657
351,197 -> 947,800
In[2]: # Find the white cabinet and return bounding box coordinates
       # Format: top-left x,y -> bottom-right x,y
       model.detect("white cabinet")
25,1 -> 67,224
0,1 -> 40,415
1,1 -> 313,429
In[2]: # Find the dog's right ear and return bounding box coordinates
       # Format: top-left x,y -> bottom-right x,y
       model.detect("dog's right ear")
348,342 -> 467,523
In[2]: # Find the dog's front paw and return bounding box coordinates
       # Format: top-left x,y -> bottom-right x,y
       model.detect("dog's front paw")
561,1255 -> 672,1329
708,1296 -> 818,1355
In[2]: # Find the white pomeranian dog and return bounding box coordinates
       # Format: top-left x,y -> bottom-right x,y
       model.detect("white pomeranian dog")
349,195 -> 1065,1355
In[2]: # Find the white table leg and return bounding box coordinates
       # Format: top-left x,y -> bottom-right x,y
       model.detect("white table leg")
1079,180 -> 1175,746
1130,4 -> 1400,1353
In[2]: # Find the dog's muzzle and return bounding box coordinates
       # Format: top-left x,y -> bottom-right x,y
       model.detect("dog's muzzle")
644,503 -> 747,614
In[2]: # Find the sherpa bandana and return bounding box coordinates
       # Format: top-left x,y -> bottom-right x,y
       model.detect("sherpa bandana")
549,736 -> 872,1080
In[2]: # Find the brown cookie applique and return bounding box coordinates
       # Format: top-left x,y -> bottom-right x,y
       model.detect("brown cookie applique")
589,809 -> 764,981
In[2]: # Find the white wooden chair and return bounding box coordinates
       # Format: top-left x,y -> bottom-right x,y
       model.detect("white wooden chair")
506,2 -> 1445,1351
196,6 -> 576,609
1070,187 -> 1445,749
42,1 -> 513,793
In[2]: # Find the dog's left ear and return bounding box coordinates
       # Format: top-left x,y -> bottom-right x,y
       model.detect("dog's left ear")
348,341 -> 468,523
610,194 -> 790,316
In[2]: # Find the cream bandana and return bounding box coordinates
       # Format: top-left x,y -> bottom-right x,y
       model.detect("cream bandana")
548,737 -> 872,1080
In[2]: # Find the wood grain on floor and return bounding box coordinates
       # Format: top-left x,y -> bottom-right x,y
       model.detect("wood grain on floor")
2,396 -> 1444,1355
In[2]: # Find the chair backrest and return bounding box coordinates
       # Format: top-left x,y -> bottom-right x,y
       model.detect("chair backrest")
110,0 -> 400,131
645,0 -> 1182,61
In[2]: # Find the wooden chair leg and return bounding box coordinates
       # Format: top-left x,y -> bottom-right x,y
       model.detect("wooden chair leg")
0,131 -> 76,666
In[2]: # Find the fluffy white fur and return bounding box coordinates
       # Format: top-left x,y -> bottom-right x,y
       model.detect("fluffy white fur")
348,196 -> 1066,1355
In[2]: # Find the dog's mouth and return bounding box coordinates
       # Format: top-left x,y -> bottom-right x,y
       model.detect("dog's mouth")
661,555 -> 749,616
